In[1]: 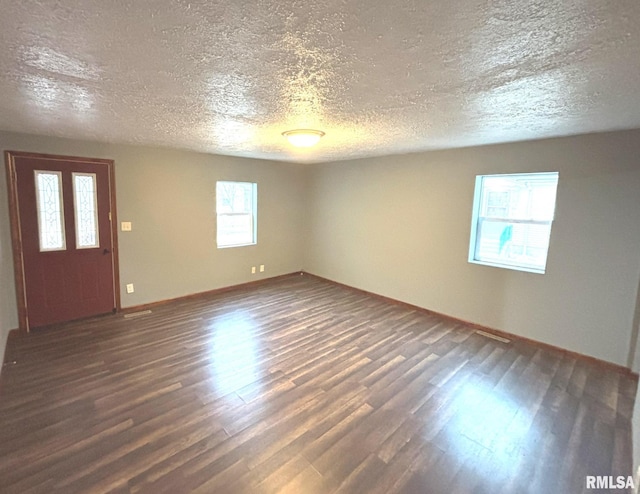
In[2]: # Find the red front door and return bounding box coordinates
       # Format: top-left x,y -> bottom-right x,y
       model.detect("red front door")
13,154 -> 116,328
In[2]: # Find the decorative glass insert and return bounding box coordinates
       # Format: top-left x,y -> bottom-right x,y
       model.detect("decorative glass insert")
34,170 -> 66,251
72,173 -> 99,249
216,181 -> 257,248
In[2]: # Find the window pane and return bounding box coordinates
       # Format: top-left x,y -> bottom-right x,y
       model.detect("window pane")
218,214 -> 254,246
216,181 -> 257,248
34,171 -> 66,251
469,172 -> 559,273
73,173 -> 99,248
480,173 -> 558,221
475,220 -> 552,271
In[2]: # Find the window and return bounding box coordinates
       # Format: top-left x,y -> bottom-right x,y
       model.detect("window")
72,173 -> 99,249
34,170 -> 66,251
216,181 -> 257,248
469,172 -> 559,273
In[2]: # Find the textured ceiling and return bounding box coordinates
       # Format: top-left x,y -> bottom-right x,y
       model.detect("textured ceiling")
1,1 -> 639,163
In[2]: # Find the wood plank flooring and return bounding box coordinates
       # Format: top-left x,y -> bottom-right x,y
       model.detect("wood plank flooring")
0,273 -> 637,493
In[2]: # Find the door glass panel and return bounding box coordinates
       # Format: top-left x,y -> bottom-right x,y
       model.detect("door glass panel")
34,170 -> 66,251
72,173 -> 99,249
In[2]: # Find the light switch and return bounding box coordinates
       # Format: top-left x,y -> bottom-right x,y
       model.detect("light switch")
121,222 -> 132,231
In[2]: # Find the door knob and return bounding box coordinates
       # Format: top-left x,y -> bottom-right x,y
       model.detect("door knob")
103,248 -> 111,255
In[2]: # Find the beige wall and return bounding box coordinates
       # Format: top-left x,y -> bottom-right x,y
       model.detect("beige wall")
305,130 -> 640,367
2,129 -> 640,371
0,131 -> 307,367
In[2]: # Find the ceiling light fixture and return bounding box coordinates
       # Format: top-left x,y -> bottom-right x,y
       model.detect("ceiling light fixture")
282,129 -> 325,148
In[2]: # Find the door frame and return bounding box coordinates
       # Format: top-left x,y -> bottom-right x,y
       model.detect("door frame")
4,151 -> 121,332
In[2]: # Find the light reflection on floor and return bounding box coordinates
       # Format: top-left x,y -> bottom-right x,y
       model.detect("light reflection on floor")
205,311 -> 264,398
438,380 -> 533,483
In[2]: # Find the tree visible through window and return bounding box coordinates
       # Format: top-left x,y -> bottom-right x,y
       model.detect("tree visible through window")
469,172 -> 559,273
216,181 -> 257,248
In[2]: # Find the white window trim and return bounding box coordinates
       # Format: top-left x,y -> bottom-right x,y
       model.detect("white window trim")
468,172 -> 559,274
216,181 -> 257,249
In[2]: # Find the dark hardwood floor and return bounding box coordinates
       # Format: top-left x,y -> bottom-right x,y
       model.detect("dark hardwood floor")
0,273 -> 636,493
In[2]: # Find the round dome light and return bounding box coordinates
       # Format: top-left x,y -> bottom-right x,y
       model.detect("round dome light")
282,129 -> 325,147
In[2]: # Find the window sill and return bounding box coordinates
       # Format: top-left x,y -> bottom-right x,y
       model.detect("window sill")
217,242 -> 257,249
468,258 -> 546,274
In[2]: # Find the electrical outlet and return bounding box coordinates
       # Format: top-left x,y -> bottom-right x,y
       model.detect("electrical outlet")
251,266 -> 256,274
121,222 -> 132,231
260,265 -> 265,272
126,283 -> 134,294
